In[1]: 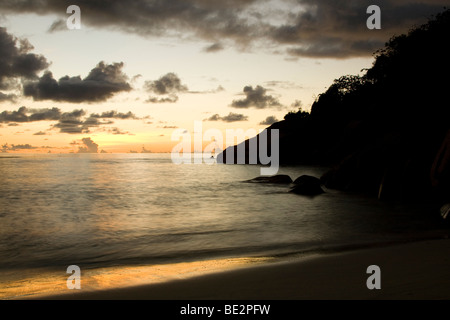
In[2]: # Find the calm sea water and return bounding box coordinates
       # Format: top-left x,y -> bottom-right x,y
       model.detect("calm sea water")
0,153 -> 448,275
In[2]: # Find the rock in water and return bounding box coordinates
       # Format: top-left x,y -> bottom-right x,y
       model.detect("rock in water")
244,175 -> 293,184
290,175 -> 324,196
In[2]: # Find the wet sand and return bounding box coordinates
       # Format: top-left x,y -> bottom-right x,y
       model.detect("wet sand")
36,239 -> 450,300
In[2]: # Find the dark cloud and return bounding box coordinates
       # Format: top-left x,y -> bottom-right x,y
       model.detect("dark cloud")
206,112 -> 248,122
270,0 -> 448,58
23,62 -> 132,103
4,0 -> 263,46
108,127 -> 131,135
0,27 -> 49,96
145,73 -> 188,95
1,1 -> 447,59
0,106 -> 29,123
33,131 -> 47,136
53,109 -> 136,134
291,100 -> 303,108
48,19 -> 66,33
259,115 -> 279,125
144,73 -> 188,103
206,114 -> 221,121
28,107 -> 63,122
89,110 -> 138,120
52,109 -> 89,134
0,106 -> 141,134
77,137 -> 99,153
1,143 -> 37,151
231,85 -> 282,109
0,92 -> 18,102
203,42 -> 224,53
146,96 -> 179,104
221,112 -> 249,122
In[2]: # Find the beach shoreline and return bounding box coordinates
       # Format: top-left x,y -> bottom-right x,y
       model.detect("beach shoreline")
28,238 -> 450,300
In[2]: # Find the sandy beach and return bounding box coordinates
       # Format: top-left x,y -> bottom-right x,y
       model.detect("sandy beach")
36,238 -> 450,300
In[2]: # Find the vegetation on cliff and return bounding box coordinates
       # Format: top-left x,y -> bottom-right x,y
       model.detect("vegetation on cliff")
219,9 -> 450,205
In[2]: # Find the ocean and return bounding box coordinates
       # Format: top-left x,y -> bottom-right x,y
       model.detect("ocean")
0,153 -> 448,298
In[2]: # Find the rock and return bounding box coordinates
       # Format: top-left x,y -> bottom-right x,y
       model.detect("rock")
244,175 -> 293,184
290,175 -> 324,196
292,175 -> 321,186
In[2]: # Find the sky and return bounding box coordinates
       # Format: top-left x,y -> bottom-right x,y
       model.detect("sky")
0,0 -> 448,153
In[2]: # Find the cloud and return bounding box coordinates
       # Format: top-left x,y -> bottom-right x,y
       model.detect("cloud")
28,107 -> 64,121
89,110 -> 138,120
206,112 -> 248,122
231,85 -> 282,109
52,110 -> 89,134
23,62 -> 132,103
259,116 -> 279,125
77,137 -> 99,153
0,106 -> 30,123
146,96 -> 179,104
291,100 -> 303,108
0,106 -> 65,123
206,114 -> 221,121
203,42 -> 224,53
145,72 -> 188,95
0,27 -> 49,97
270,0 -> 448,58
188,85 -> 225,94
47,19 -> 66,33
0,92 -> 18,102
53,110 -> 136,134
0,106 -> 141,134
0,1 -> 446,59
33,131 -> 47,136
144,73 -> 188,103
1,143 -> 37,151
9,0 -> 264,47
215,85 -> 225,92
264,81 -> 302,90
103,127 -> 132,135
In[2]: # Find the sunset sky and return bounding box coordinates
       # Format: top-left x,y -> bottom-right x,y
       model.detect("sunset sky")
0,0 -> 447,153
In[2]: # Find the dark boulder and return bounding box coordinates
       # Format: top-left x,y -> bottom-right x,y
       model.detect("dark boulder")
244,175 -> 293,184
290,175 -> 324,196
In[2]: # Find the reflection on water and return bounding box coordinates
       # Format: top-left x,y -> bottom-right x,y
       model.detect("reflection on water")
0,153 -> 447,298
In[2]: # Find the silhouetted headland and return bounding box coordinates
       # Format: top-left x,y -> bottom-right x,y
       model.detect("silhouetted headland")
218,9 -> 450,212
